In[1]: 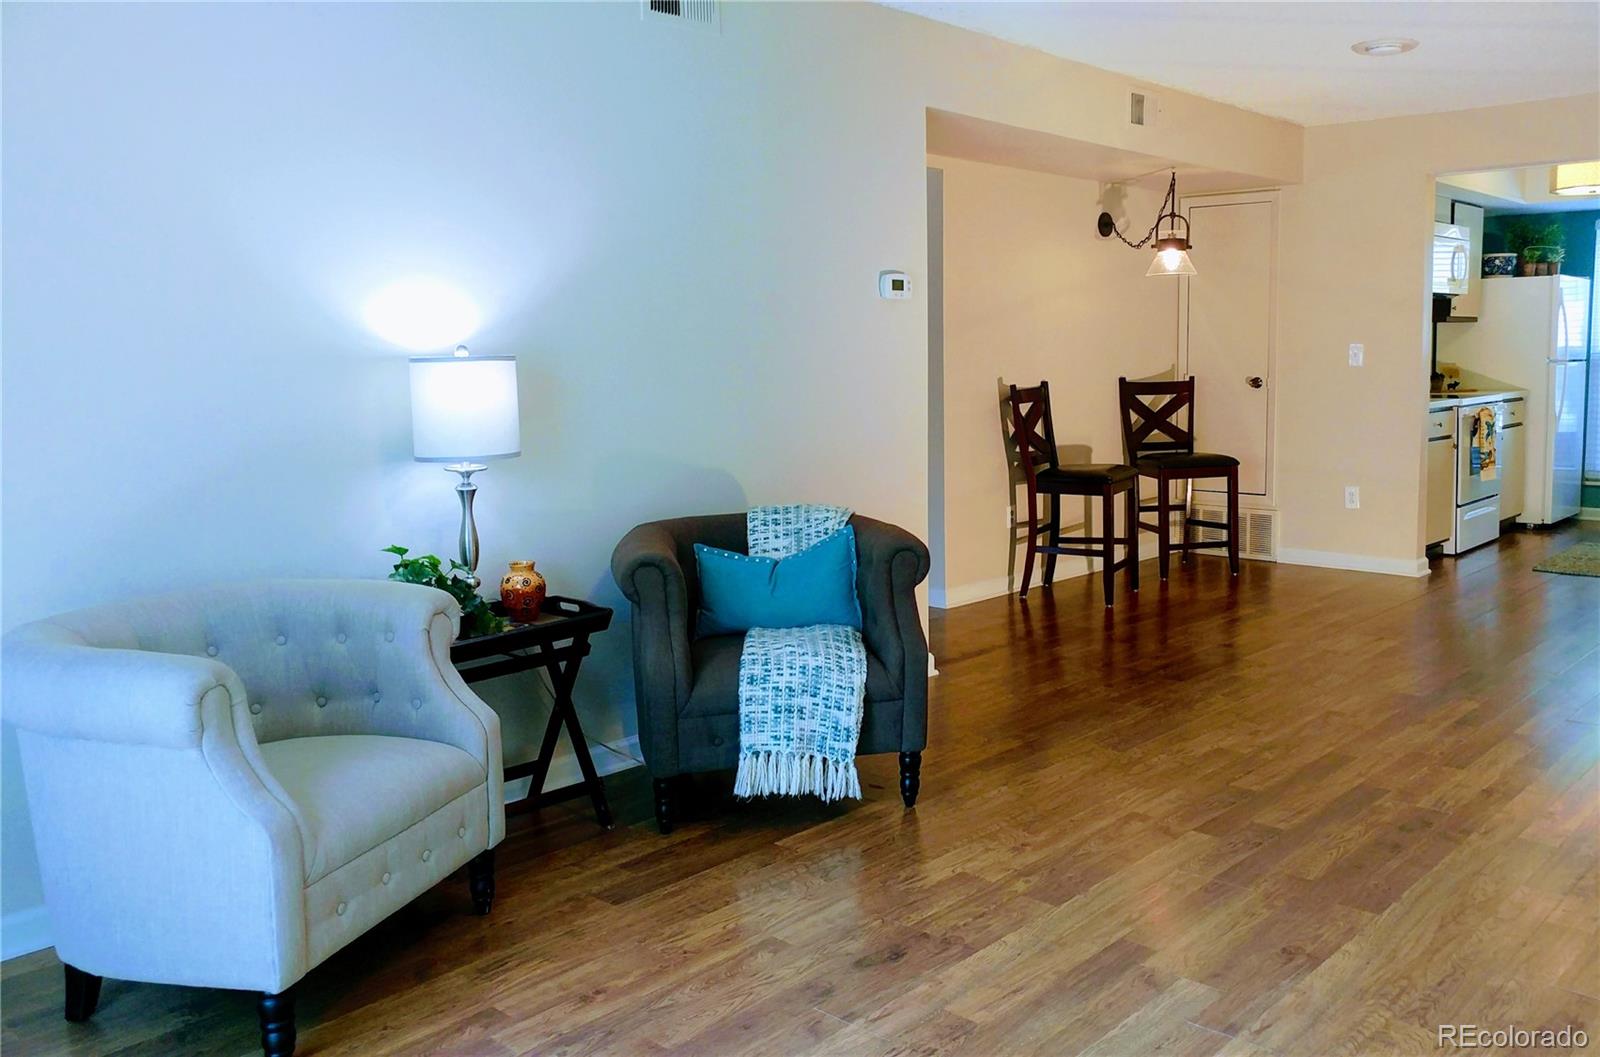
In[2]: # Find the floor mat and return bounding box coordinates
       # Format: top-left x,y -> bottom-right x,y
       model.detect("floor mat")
1534,540 -> 1600,577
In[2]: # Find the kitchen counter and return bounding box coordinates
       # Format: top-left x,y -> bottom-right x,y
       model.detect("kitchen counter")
1428,387 -> 1526,410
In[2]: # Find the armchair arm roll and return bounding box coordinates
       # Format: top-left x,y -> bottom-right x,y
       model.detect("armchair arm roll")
611,523 -> 693,774
2,624 -> 246,749
850,515 -> 931,750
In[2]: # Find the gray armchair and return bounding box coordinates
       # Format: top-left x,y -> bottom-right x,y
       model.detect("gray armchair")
611,513 -> 930,832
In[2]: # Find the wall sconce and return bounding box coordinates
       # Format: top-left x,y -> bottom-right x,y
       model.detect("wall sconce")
1096,172 -> 1196,276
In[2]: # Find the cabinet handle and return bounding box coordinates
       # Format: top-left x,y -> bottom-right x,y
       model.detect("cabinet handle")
1246,376 -> 1264,389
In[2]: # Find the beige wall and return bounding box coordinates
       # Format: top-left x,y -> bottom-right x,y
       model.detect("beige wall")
0,1 -> 1300,952
1276,94 -> 1600,571
930,156 -> 1176,605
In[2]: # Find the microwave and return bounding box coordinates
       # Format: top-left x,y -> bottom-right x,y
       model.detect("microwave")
1433,223 -> 1471,297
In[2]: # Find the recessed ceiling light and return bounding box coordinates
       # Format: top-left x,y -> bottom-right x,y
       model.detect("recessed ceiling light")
1351,38 -> 1419,57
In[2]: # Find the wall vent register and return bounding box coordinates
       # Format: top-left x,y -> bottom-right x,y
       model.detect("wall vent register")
642,0 -> 719,28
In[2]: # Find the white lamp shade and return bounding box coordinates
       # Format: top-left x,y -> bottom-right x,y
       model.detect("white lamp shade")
409,355 -> 522,462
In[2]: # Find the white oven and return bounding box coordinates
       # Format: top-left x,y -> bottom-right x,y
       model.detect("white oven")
1448,399 -> 1502,554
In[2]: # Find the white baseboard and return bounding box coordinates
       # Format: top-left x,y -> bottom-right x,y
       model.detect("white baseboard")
931,575 -> 1013,610
1578,507 -> 1600,522
2,905 -> 52,960
928,652 -> 939,678
1276,547 -> 1430,578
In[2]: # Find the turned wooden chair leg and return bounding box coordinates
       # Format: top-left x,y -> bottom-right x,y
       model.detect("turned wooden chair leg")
1227,466 -> 1241,576
1181,477 -> 1193,565
1124,484 -> 1140,593
63,964 -> 102,1023
258,987 -> 296,1057
467,848 -> 495,915
899,751 -> 922,808
1042,496 -> 1060,587
1156,475 -> 1171,581
1018,485 -> 1039,598
1101,486 -> 1116,607
653,777 -> 677,834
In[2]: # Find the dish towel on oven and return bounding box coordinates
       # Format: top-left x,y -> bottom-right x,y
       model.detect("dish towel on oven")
1470,405 -> 1498,481
733,504 -> 866,802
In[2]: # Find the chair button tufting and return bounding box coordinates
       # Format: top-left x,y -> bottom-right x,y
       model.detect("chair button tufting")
411,697 -> 422,710
457,826 -> 467,838
205,645 -> 218,656
384,631 -> 395,642
275,635 -> 287,646
381,872 -> 391,885
337,632 -> 348,644
421,849 -> 432,863
372,691 -> 382,704
711,735 -> 725,746
336,901 -> 347,916
316,696 -> 328,708
249,702 -> 263,715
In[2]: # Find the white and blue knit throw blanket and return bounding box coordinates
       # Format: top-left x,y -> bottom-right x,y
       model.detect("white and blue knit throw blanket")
733,504 -> 866,802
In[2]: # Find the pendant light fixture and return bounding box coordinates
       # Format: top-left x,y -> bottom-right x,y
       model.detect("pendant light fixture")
1550,162 -> 1600,197
1097,171 -> 1196,276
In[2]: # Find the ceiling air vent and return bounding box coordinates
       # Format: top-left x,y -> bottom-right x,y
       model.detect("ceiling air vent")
642,0 -> 719,29
1130,92 -> 1147,126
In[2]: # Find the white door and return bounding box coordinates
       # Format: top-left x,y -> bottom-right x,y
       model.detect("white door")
1179,192 -> 1277,498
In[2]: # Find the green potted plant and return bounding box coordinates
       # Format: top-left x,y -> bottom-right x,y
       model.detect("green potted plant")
1505,218 -> 1565,276
382,545 -> 508,638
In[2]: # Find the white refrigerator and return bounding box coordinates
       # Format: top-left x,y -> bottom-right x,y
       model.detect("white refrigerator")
1439,274 -> 1590,525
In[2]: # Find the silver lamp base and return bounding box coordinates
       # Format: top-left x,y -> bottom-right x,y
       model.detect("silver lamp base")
444,462 -> 487,590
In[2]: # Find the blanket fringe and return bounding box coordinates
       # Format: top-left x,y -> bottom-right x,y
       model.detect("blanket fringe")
733,750 -> 862,802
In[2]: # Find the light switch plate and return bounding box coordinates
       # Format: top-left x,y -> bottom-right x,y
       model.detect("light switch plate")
1348,343 -> 1364,366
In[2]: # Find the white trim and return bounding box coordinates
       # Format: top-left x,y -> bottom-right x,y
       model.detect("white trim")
1577,507 -> 1600,522
931,575 -> 1012,610
927,652 -> 939,678
1277,547 -> 1430,578
2,905 -> 52,960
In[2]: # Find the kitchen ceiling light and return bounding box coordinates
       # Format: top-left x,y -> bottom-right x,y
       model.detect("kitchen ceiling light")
1551,162 -> 1600,196
1097,171 -> 1195,278
1351,38 -> 1419,57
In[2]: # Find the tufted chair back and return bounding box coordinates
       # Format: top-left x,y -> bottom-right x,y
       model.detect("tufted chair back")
27,580 -> 473,748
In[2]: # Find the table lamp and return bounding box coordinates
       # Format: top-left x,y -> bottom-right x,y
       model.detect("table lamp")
409,345 -> 521,589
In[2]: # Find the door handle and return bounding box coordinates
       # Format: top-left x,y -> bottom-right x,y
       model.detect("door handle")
1246,376 -> 1264,389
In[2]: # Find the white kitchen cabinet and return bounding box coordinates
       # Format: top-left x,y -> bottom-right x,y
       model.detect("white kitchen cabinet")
1179,191 -> 1277,501
1449,201 -> 1484,321
1426,407 -> 1455,546
1499,398 -> 1525,521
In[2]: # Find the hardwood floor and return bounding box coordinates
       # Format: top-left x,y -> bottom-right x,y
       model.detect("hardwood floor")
5,524 -> 1597,1056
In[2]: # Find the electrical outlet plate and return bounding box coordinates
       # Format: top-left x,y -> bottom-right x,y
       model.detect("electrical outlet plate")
1349,343 -> 1364,366
1344,486 -> 1360,509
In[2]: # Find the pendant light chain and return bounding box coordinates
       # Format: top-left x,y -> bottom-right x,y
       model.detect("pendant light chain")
1105,172 -> 1181,250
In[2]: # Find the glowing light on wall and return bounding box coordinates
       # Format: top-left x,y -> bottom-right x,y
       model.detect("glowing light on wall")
362,278 -> 481,350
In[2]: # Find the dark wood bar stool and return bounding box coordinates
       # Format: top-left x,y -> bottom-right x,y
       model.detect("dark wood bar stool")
1008,382 -> 1139,607
1117,376 -> 1240,580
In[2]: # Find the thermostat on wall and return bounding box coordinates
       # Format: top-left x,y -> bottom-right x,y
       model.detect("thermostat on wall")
879,271 -> 912,299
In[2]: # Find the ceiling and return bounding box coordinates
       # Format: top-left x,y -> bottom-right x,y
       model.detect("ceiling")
879,2 -> 1600,126
1441,165 -> 1600,215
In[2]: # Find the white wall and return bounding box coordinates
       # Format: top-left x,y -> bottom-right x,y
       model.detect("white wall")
0,1 -> 1300,952
930,156 -> 1176,605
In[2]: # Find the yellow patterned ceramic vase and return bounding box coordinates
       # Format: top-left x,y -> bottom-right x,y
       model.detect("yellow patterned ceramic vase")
500,561 -> 547,623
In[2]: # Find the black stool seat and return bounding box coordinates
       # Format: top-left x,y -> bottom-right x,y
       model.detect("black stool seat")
1134,451 -> 1239,472
1036,463 -> 1138,491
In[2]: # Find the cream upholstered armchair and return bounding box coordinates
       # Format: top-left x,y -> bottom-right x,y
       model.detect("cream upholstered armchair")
2,579 -> 504,1057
